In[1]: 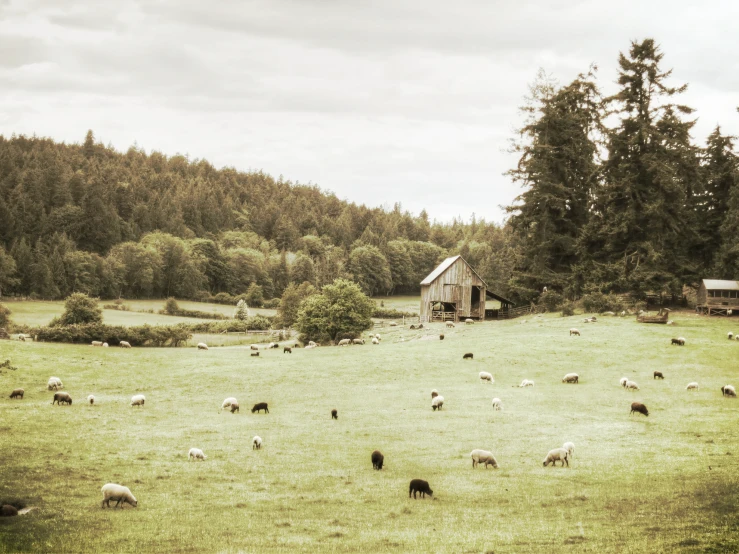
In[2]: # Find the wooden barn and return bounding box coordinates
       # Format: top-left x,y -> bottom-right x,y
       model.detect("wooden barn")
696,279 -> 739,316
419,255 -> 513,322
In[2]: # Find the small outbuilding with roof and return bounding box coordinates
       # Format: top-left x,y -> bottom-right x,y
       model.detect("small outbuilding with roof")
697,279 -> 739,316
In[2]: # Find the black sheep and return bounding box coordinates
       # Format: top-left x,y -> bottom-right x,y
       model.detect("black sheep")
463,353 -> 473,360
52,392 -> 72,405
271,343 -> 280,349
630,402 -> 649,416
230,403 -> 240,413
418,324 -> 424,329
671,338 -> 685,346
283,347 -> 292,354
409,479 -> 433,498
439,334 -> 444,340
371,450 -> 384,470
331,409 -> 338,419
251,352 -> 259,357
653,371 -> 664,379
409,325 -> 416,330
252,402 -> 269,414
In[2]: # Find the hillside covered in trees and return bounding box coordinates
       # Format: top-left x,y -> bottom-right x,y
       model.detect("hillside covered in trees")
0,38 -> 737,305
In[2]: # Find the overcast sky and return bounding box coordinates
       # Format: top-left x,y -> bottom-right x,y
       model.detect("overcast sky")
1,1 -> 738,223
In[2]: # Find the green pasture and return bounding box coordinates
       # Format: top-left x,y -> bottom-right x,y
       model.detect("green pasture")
1,312 -> 739,552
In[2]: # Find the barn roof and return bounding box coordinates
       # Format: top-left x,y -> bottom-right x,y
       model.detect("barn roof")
420,255 -> 488,286
702,279 -> 739,290
486,290 -> 514,305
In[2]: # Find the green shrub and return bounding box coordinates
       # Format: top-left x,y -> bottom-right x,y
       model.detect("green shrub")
56,293 -> 103,326
163,297 -> 180,315
539,291 -> 565,312
561,302 -> 575,317
32,323 -> 192,347
263,298 -> 280,309
0,303 -> 11,328
183,315 -> 273,333
581,292 -> 624,314
372,307 -> 415,319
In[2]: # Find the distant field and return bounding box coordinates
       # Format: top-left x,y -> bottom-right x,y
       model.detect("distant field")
372,295 -> 420,314
2,312 -> 738,552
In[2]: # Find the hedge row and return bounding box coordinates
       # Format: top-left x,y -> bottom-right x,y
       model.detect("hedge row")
158,308 -> 227,320
31,323 -> 192,347
372,307 -> 416,319
182,315 -> 273,333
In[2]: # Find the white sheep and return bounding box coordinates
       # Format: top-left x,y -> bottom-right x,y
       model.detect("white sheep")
470,449 -> 498,468
47,377 -> 63,391
686,382 -> 699,390
563,442 -> 575,458
100,483 -> 138,509
623,380 -> 639,391
518,379 -> 535,387
252,436 -> 262,450
619,377 -> 628,387
352,338 -> 365,345
432,395 -> 444,411
728,332 -> 734,340
479,371 -> 494,383
372,337 -> 380,345
491,397 -> 502,411
569,328 -> 580,336
446,321 -> 455,328
221,397 -> 237,411
130,394 -> 145,407
304,344 -> 317,349
722,385 -> 736,397
562,373 -> 579,384
197,342 -> 209,350
119,341 -> 132,348
543,448 -> 569,467
309,341 -> 318,347
465,318 -> 474,325
250,344 -> 260,350
87,395 -> 95,405
338,339 -> 351,346
91,341 -> 103,347
734,334 -> 739,342
102,342 -> 109,347
188,448 -> 207,461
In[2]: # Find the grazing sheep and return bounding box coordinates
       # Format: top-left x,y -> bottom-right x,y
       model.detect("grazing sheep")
728,332 -> 734,340
230,402 -> 240,413
252,402 -> 269,413
654,371 -> 664,379
331,409 -> 338,419
417,324 -> 424,329
374,334 -> 381,341
294,343 -> 300,348
47,377 -> 63,391
562,373 -> 579,384
431,389 -> 439,399
491,397 -> 502,411
518,379 -> 535,387
188,448 -> 207,461
102,342 -> 109,347
686,382 -> 699,390
91,341 -> 103,347
619,377 -> 628,387
87,395 -> 95,405
563,442 -> 575,458
251,352 -> 259,357
338,339 -> 351,346
623,380 -> 639,391
9,388 -> 24,399
721,385 -> 736,397
197,342 -> 209,350
52,392 -> 72,405
471,449 -> 498,468
250,344 -> 260,351
0,505 -> 18,517
630,402 -> 649,416
409,325 -> 416,330
431,395 -> 444,411
305,344 -> 317,350
602,311 -> 615,316
267,342 -> 276,349
465,318 -> 474,325
409,479 -> 433,499
446,322 -> 455,328
439,334 -> 444,340
271,343 -> 279,349
352,338 -> 365,345
569,328 -> 580,336
735,335 -> 739,342
283,347 -> 292,354
671,337 -> 685,346
583,317 -> 596,323
100,484 -> 138,509
463,353 -> 473,360
119,341 -> 131,348
130,394 -> 145,407
221,397 -> 237,410
479,371 -> 493,383
543,448 -> 569,467
252,436 -> 262,450
309,341 -> 318,347
372,337 -> 380,345
18,335 -> 25,341
371,450 -> 384,470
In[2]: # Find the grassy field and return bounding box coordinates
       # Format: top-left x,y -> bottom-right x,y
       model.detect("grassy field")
2,312 -> 739,553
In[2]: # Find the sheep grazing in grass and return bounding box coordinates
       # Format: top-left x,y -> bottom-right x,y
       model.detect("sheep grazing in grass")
562,373 -> 579,384
271,343 -> 279,349
622,380 -> 639,390
374,334 -> 381,341
431,396 -> 444,411
602,311 -> 616,316
463,353 -> 473,360
252,436 -> 262,450
721,385 -> 736,397
305,344 -> 316,350
197,343 -> 209,350
630,402 -> 649,416
583,317 -> 597,323
479,371 -> 493,383
569,328 -> 580,336
372,337 -> 380,345
543,448 -> 569,467
686,382 -> 699,390
734,335 -> 739,342
52,392 -> 72,405
431,389 -> 439,399
331,409 -> 338,419
446,322 -> 455,328
252,402 -> 269,413
92,341 -> 103,347
518,379 -> 534,388
409,479 -> 433,499
619,377 -> 628,387
492,397 -> 502,411
389,322 -> 398,327
728,332 -> 734,340
47,377 -> 63,391
352,338 -> 365,345
87,395 -> 95,405
654,371 -> 664,380
465,318 -> 474,325
418,324 -> 424,329
471,449 -> 498,468
130,394 -> 145,407
119,341 -> 131,348
371,450 -> 384,470
283,347 -> 292,354
250,344 -> 260,351
439,334 -> 444,340
251,352 -> 259,357
563,442 -> 575,458
0,505 -> 18,517
9,388 -> 24,399
188,448 -> 207,461
101,484 -> 137,509
230,402 -> 239,413
102,343 -> 109,347
671,338 -> 685,346
221,397 -> 237,411
338,339 -> 351,346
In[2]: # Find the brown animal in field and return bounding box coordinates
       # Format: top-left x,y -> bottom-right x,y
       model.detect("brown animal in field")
52,392 -> 72,405
630,402 -> 649,416
9,388 -> 24,399
653,371 -> 664,379
409,479 -> 432,498
331,409 -> 338,419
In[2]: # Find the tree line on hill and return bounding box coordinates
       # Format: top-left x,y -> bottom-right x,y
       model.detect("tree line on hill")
0,38 -> 737,307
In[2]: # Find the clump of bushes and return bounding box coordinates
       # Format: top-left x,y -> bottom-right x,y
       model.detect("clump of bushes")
372,307 -> 416,319
159,297 -> 227,320
538,291 -> 565,312
184,315 -> 273,333
581,292 -> 624,314
32,323 -> 192,347
52,293 -> 102,326
560,302 -> 575,317
0,303 -> 11,328
103,300 -> 131,311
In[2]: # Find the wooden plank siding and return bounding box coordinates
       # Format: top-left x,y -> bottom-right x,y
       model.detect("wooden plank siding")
696,280 -> 739,315
420,257 -> 486,322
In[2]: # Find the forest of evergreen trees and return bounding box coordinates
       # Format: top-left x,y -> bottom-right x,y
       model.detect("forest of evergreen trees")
0,39 -> 736,305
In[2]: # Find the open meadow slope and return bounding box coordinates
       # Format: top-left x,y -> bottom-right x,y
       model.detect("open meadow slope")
1,313 -> 739,553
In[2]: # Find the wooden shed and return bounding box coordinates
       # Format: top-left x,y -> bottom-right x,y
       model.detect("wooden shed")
697,279 -> 739,316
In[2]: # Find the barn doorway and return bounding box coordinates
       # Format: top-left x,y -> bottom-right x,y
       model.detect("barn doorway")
470,286 -> 481,318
